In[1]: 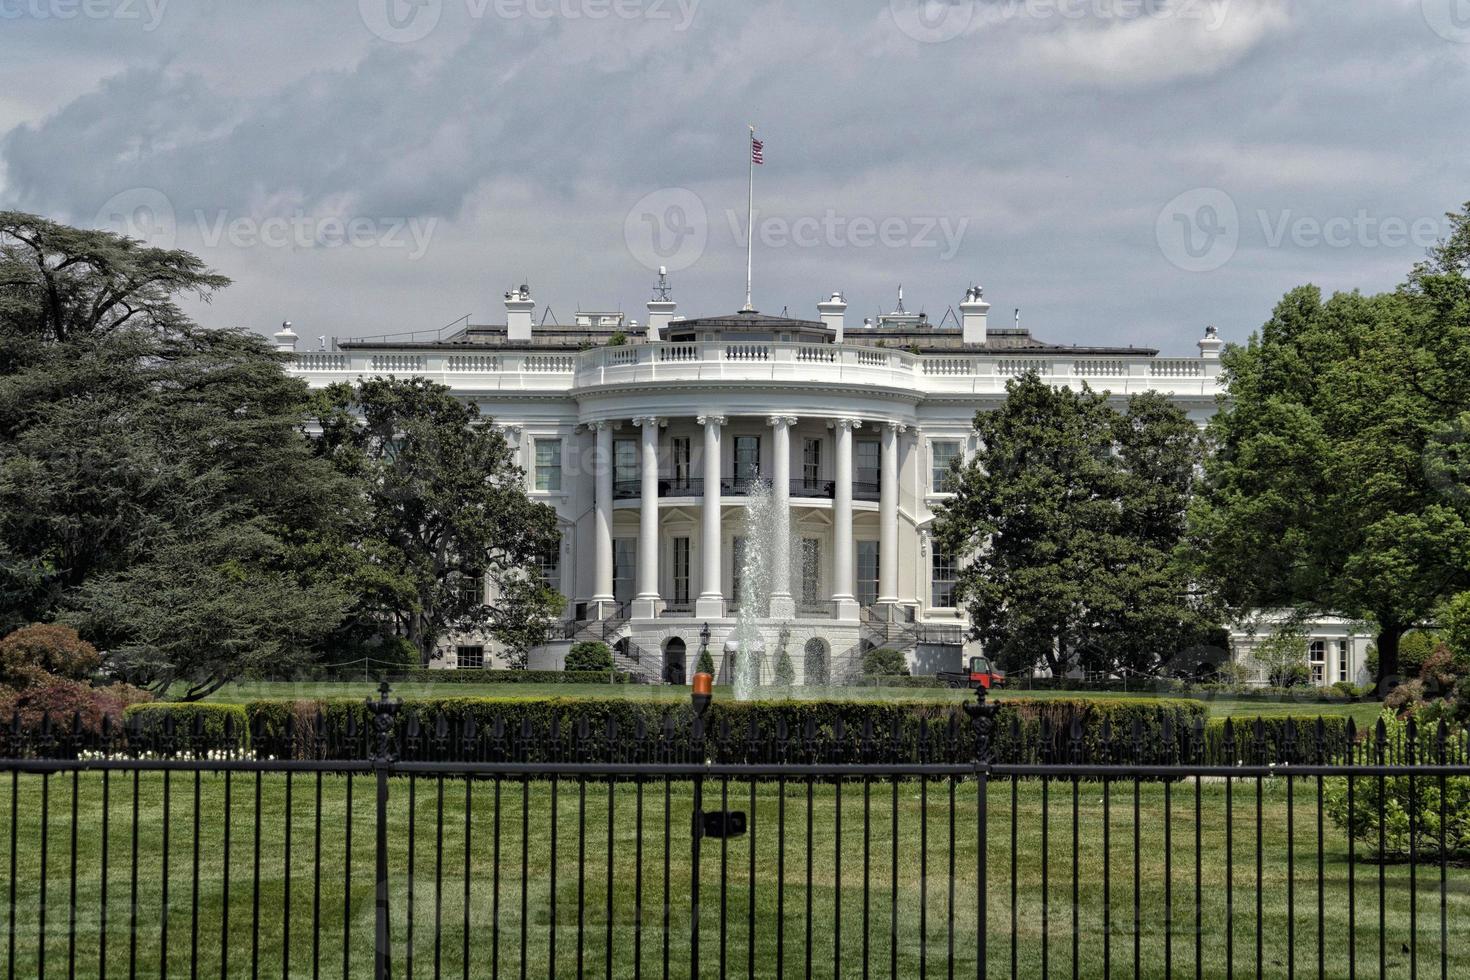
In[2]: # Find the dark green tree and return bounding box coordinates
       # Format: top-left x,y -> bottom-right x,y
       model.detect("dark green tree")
935,374 -> 1212,676
312,376 -> 562,664
1191,204 -> 1470,686
0,213 -> 354,697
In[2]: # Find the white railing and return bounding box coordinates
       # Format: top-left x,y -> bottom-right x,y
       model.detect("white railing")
1073,359 -> 1128,377
288,341 -> 1217,396
997,358 -> 1049,377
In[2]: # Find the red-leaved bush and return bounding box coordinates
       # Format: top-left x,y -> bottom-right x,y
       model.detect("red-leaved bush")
0,676 -> 151,739
0,624 -> 101,687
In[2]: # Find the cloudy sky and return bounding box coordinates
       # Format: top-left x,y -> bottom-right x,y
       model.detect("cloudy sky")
2,0 -> 1468,353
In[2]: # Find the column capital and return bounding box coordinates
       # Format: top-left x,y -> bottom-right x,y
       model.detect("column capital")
696,414 -> 727,427
828,418 -> 863,431
586,419 -> 616,432
884,420 -> 909,433
631,416 -> 664,428
767,414 -> 799,428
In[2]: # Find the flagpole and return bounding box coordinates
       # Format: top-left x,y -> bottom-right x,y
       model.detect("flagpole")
744,125 -> 755,312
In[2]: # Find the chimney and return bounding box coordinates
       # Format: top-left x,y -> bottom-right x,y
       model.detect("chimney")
960,285 -> 990,345
1198,324 -> 1224,360
646,266 -> 676,341
504,283 -> 535,341
817,291 -> 848,342
273,320 -> 299,352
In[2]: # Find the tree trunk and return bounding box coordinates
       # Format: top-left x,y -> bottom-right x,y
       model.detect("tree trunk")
1374,622 -> 1404,696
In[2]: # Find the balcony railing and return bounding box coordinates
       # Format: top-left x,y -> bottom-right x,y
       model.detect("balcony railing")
612,476 -> 880,501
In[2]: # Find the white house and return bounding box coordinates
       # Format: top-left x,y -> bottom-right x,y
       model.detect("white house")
280,275 -> 1368,687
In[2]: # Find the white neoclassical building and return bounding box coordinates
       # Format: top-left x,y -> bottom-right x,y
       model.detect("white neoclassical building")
279,275 -> 1367,686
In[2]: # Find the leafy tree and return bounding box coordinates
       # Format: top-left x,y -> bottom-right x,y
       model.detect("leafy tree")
1251,631 -> 1310,688
0,213 -> 354,698
565,641 -> 613,672
312,376 -> 561,665
1191,204 -> 1470,687
935,374 -> 1213,676
1441,591 -> 1470,664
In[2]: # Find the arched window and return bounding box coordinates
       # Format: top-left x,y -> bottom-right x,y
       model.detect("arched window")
803,637 -> 829,686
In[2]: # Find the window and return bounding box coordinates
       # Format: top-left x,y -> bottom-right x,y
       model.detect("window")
800,538 -> 822,606
1338,641 -> 1350,683
454,574 -> 484,605
534,539 -> 561,591
1309,640 -> 1326,684
614,439 -> 638,486
455,645 -> 484,670
802,438 -> 822,488
932,547 -> 958,608
734,436 -> 761,482
671,437 -> 692,484
731,536 -> 746,605
803,638 -> 829,685
672,536 -> 690,606
856,440 -> 881,490
931,440 -> 961,493
534,438 -> 562,491
613,538 -> 635,603
857,541 -> 880,607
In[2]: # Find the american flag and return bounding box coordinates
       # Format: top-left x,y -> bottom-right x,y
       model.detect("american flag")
751,137 -> 764,165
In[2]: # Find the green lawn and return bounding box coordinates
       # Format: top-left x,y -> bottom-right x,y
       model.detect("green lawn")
193,679 -> 1387,726
0,770 -> 1463,978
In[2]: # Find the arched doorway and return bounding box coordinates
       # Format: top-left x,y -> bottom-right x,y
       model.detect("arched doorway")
803,638 -> 829,685
663,637 -> 687,686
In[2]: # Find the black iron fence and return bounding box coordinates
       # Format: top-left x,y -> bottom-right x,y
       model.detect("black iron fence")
1,685 -> 1468,977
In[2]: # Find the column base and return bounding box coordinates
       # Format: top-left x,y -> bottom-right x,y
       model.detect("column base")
767,594 -> 796,619
630,596 -> 663,620
831,596 -> 861,621
694,595 -> 726,619
589,597 -> 616,619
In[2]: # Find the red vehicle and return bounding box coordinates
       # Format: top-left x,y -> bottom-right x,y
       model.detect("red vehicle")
937,656 -> 1006,690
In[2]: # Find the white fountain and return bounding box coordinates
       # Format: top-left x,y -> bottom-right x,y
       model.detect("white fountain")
729,480 -> 785,700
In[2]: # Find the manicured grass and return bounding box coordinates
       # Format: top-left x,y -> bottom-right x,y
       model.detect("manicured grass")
193,679 -> 1385,725
0,770 -> 1463,977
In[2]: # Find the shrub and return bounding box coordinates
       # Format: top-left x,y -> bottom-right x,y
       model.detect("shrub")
1325,710 -> 1470,858
388,668 -> 628,684
1253,631 -> 1311,688
696,647 -> 715,675
862,648 -> 909,677
565,642 -> 613,673
0,624 -> 101,687
1204,716 -> 1354,764
1385,678 -> 1426,713
1399,630 -> 1442,679
0,676 -> 151,753
774,650 -> 795,686
1419,644 -> 1464,697
125,702 -> 250,754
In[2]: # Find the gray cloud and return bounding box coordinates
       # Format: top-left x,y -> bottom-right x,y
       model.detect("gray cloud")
2,0 -> 1469,353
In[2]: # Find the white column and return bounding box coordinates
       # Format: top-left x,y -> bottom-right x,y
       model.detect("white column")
831,418 -> 860,619
591,421 -> 614,611
768,415 -> 797,619
632,416 -> 662,619
878,420 -> 904,607
695,415 -> 726,619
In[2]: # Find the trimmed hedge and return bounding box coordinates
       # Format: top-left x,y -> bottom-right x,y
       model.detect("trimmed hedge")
310,669 -> 632,685
124,702 -> 250,753
1204,715 -> 1354,765
137,695 -> 1210,766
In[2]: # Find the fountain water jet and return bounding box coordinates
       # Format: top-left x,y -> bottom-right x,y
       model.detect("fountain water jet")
729,480 -> 791,700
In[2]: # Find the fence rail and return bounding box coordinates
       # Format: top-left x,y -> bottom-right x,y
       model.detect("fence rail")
1,684 -> 1467,978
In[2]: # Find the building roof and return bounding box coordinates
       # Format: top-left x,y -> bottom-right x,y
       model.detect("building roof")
337,308 -> 1157,357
